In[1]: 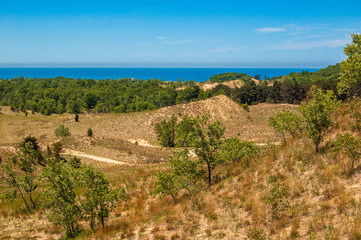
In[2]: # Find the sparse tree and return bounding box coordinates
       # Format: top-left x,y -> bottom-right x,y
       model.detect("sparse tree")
299,88 -> 340,152
169,149 -> 204,199
191,113 -> 226,186
155,115 -> 177,147
80,164 -> 125,232
268,109 -> 304,144
153,171 -> 180,203
1,142 -> 41,212
41,158 -> 81,237
333,133 -> 361,171
218,137 -> 260,168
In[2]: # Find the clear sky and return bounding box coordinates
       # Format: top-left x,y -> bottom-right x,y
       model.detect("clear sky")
1,0 -> 360,68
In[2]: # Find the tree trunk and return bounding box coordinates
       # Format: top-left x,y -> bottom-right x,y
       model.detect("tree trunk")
207,162 -> 212,187
101,216 -> 105,234
16,185 -> 31,212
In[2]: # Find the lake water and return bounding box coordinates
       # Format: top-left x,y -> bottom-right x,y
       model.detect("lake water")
0,68 -> 320,82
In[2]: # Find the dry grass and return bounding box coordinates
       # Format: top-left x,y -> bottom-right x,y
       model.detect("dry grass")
1,97 -> 361,239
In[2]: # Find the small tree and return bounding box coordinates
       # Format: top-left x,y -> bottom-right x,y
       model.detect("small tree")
155,115 -> 177,147
41,158 -> 81,237
299,88 -> 340,152
333,133 -> 361,171
55,124 -> 71,137
169,149 -> 204,199
87,128 -> 93,137
192,113 -> 226,186
1,142 -> 41,212
218,137 -> 260,168
75,114 -> 79,122
268,109 -> 304,144
80,164 -> 125,232
153,171 -> 180,203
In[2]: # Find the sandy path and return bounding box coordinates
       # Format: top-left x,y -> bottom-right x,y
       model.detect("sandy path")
63,149 -> 129,165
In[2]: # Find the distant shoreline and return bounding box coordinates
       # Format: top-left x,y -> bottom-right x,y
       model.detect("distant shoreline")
0,67 -> 320,82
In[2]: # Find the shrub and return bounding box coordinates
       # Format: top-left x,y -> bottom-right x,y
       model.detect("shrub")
299,88 -> 340,152
87,128 -> 93,137
218,137 -> 259,168
55,124 -> 71,137
268,109 -> 304,144
152,172 -> 180,203
42,158 -> 81,237
80,164 -> 125,232
332,133 -> 361,171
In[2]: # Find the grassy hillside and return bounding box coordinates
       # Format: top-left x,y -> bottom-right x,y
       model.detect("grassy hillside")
1,93 -> 361,239
1,99 -> 361,239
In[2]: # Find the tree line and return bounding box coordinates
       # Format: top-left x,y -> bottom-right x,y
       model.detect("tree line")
0,62 -> 350,115
0,77 -> 203,115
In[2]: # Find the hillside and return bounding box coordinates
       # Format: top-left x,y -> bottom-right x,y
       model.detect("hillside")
0,95 -> 294,147
1,100 -> 361,239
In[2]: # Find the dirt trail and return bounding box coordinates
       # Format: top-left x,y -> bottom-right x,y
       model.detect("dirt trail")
63,149 -> 129,165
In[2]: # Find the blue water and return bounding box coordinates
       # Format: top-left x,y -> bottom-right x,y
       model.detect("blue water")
0,68 -> 320,82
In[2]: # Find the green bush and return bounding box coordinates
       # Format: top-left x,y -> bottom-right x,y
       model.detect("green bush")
55,124 -> 71,137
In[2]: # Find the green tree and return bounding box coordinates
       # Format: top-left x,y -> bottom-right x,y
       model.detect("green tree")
218,137 -> 259,168
153,171 -> 180,203
169,149 -> 204,199
55,124 -> 71,137
155,115 -> 177,147
268,109 -> 304,144
299,88 -> 340,152
191,113 -> 226,186
333,133 -> 361,171
1,142 -> 41,212
80,164 -> 125,232
337,33 -> 361,97
175,116 -> 197,147
41,158 -> 81,237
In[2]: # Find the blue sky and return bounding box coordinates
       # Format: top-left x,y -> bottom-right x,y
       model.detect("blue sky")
0,0 -> 360,68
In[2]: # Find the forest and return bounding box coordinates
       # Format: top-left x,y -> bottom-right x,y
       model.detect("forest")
0,62 -> 353,115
